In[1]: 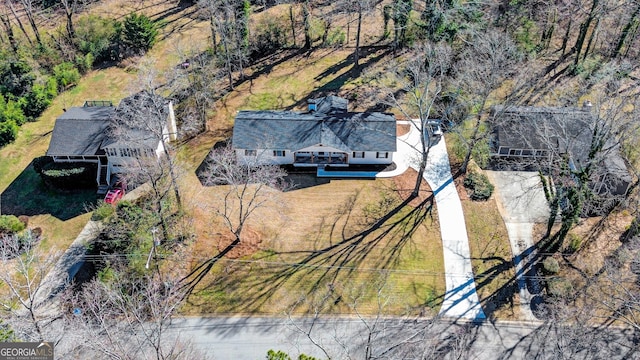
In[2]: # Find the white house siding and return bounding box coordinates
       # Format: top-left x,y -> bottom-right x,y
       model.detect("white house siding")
236,149 -> 295,166
349,151 -> 393,165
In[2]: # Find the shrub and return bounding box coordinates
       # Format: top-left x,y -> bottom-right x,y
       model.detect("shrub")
23,77 -> 57,120
0,215 -> 26,234
40,162 -> 97,189
251,16 -> 287,58
0,94 -> 27,126
565,233 -> 582,253
547,277 -> 573,298
91,203 -> 116,221
323,29 -> 345,47
0,60 -> 35,98
74,53 -> 94,74
120,13 -> 158,54
542,257 -> 560,275
32,156 -> 54,174
74,15 -> 119,62
463,171 -> 494,201
53,62 -> 80,90
0,121 -> 18,147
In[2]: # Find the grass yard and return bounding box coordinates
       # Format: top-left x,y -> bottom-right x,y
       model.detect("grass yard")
182,172 -> 445,316
462,198 -> 516,319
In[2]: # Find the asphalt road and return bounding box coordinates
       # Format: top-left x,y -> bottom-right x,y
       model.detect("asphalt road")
166,316 -> 638,359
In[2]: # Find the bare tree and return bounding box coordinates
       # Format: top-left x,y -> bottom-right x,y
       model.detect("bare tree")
60,0 -> 79,40
201,144 -> 289,245
16,0 -> 42,47
198,0 -> 250,88
64,273 -> 201,360
380,42 -> 453,197
5,0 -> 33,46
112,62 -> 183,211
452,30 -> 522,174
0,231 -> 60,342
0,7 -> 18,52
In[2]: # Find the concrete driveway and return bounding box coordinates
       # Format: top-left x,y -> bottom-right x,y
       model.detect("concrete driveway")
379,121 -> 485,320
485,171 -> 550,320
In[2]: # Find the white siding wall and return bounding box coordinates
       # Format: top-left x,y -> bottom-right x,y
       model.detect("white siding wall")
349,151 -> 393,165
236,149 -> 294,166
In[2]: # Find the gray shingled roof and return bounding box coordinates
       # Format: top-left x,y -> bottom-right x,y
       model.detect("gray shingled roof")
490,105 -> 631,181
232,110 -> 397,152
490,106 -> 594,163
46,107 -> 115,156
47,92 -> 169,157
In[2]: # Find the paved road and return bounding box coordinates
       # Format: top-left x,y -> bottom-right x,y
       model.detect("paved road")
379,121 -> 485,320
166,316 -> 637,360
485,171 -> 550,321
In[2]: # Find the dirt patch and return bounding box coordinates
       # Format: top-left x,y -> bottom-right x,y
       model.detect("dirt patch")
396,123 -> 410,137
215,229 -> 263,259
393,168 -> 432,207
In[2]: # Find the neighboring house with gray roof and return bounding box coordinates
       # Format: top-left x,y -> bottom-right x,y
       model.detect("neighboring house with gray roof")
231,96 -> 397,168
46,94 -> 176,192
489,104 -> 632,198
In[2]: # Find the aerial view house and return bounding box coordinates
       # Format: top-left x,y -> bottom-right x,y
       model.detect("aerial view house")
231,96 -> 397,171
489,104 -> 632,199
46,93 -> 176,192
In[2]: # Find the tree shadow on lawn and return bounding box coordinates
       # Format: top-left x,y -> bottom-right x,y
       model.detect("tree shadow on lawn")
181,189 -> 439,314
0,162 -> 97,221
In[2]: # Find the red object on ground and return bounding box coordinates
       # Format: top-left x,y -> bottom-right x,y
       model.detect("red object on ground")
104,180 -> 126,204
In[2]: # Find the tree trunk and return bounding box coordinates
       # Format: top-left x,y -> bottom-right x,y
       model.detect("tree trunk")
20,0 -> 42,47
573,0 -> 599,66
209,15 -> 218,55
0,12 -> 17,52
303,0 -> 312,49
560,17 -> 572,56
582,18 -> 599,61
354,4 -> 363,67
7,0 -> 33,46
289,4 -> 296,47
613,4 -> 640,58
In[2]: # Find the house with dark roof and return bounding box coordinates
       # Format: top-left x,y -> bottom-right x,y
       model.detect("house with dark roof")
46,94 -> 176,192
489,105 -> 632,198
231,96 -> 397,169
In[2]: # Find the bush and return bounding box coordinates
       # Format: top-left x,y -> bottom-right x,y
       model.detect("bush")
323,29 -> 345,47
0,121 -> 18,147
74,15 -> 119,62
91,203 -> 116,221
0,94 -> 27,126
0,60 -> 35,98
40,162 -> 97,189
74,53 -> 94,74
542,257 -> 560,275
32,156 -> 54,174
565,233 -> 582,253
120,13 -> 158,54
547,277 -> 573,298
53,62 -> 80,90
463,171 -> 494,201
0,215 -> 26,234
251,17 -> 287,58
23,77 -> 57,120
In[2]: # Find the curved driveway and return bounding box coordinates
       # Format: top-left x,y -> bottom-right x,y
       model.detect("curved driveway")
379,121 -> 485,320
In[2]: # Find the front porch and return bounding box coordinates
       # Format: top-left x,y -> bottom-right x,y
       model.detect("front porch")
294,151 -> 348,167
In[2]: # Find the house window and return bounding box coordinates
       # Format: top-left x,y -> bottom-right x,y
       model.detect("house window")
273,150 -> 286,157
245,149 -> 257,156
376,152 -> 389,159
352,152 -> 365,158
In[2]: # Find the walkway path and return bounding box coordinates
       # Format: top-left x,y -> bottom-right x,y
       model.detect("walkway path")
379,121 -> 485,320
485,171 -> 549,321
